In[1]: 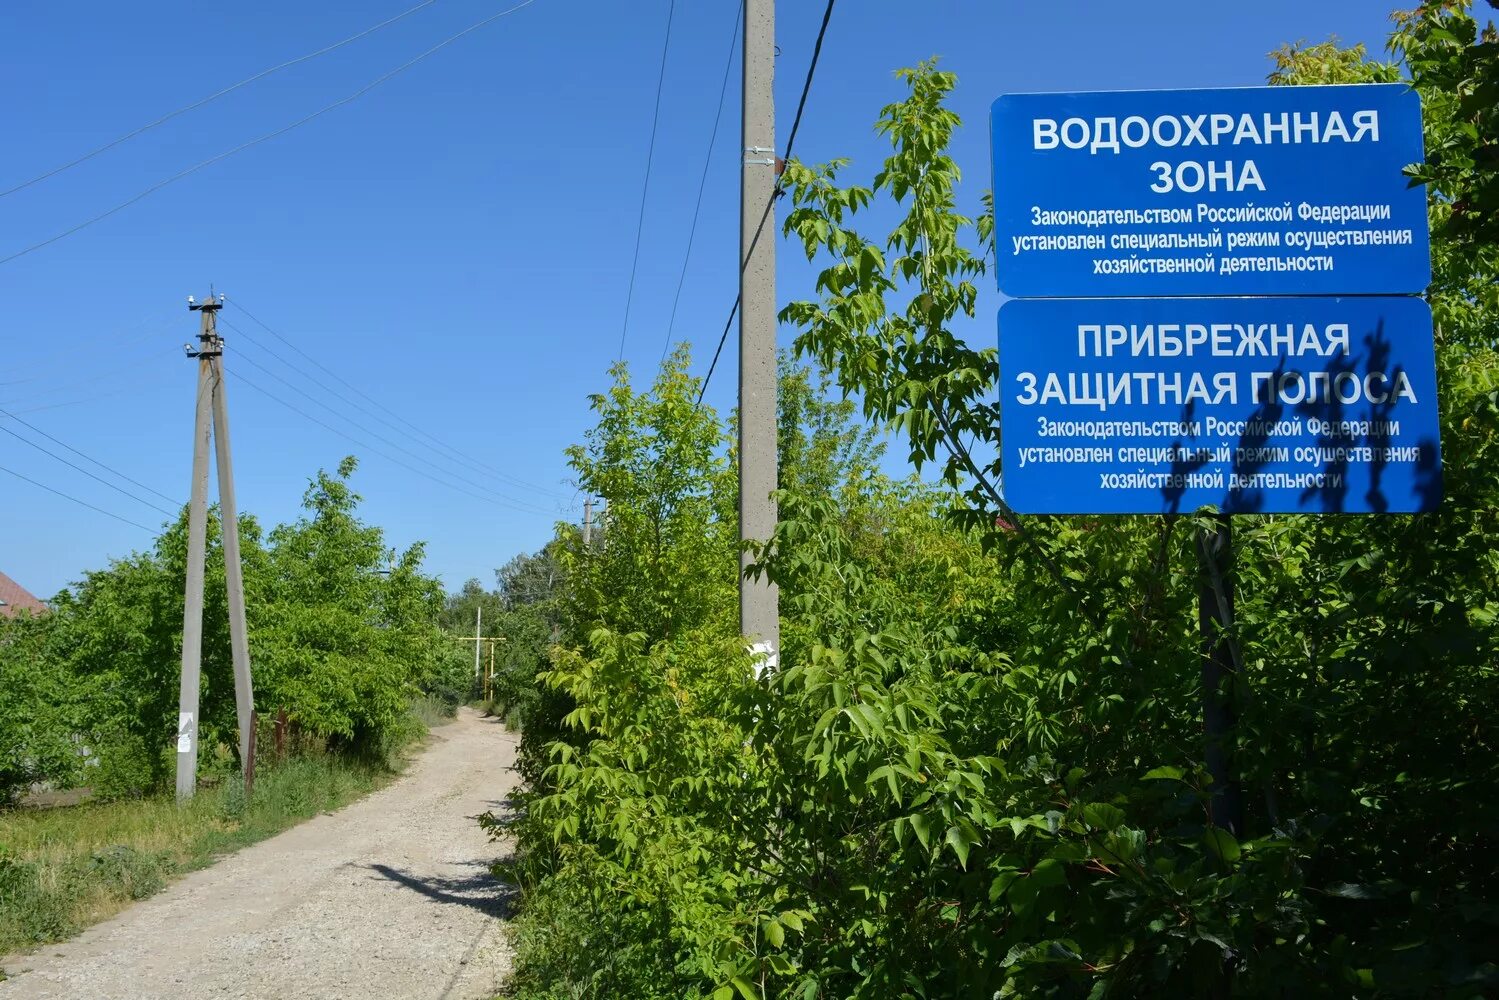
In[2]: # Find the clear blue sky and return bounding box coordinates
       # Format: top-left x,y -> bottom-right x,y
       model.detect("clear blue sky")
1,0 -> 1398,599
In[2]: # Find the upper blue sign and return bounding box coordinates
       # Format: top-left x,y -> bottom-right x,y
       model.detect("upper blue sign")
991,84 -> 1430,298
998,296 -> 1442,515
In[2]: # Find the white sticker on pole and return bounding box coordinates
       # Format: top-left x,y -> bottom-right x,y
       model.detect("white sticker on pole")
177,712 -> 194,753
747,640 -> 779,679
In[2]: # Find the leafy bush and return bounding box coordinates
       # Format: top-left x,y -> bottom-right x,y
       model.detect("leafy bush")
0,612 -> 82,803
501,8 -> 1499,997
88,729 -> 157,803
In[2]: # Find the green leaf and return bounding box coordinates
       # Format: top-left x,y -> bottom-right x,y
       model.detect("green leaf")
869,763 -> 901,804
761,917 -> 785,948
1142,765 -> 1185,781
1081,803 -> 1126,831
945,823 -> 977,868
909,812 -> 933,850
1029,857 -> 1066,888
989,870 -> 1020,902
778,909 -> 807,933
1203,827 -> 1241,863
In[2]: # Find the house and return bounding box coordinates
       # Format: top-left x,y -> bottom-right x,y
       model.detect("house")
0,569 -> 48,618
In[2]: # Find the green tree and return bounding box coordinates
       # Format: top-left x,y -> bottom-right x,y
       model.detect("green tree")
561,348 -> 737,646
489,544 -> 567,715
254,456 -> 446,758
441,578 -> 505,638
0,610 -> 82,802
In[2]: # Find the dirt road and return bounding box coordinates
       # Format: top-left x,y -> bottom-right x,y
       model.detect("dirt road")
1,709 -> 520,1000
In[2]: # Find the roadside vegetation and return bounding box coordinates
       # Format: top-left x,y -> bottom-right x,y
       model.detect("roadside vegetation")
0,456 -> 473,961
442,542 -> 568,732
490,6 -> 1499,998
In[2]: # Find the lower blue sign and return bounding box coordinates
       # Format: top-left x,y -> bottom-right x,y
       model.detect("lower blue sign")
998,296 -> 1441,514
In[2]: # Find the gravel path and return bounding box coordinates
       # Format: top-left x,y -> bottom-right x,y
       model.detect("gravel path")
1,708 -> 520,1000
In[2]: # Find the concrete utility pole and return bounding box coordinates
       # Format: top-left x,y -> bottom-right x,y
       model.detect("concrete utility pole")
473,604 -> 483,683
583,497 -> 593,547
176,303 -> 215,802
209,333 -> 255,777
176,293 -> 256,802
740,0 -> 779,672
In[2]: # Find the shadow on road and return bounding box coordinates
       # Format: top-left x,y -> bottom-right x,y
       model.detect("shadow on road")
363,860 -> 517,919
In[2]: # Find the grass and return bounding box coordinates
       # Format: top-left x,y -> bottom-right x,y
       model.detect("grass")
0,749 -> 404,961
409,693 -> 458,729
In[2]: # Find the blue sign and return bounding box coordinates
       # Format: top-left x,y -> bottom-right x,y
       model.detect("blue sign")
991,84 -> 1430,297
998,296 -> 1441,514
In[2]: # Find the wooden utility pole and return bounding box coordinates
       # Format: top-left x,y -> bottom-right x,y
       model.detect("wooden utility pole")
740,0 -> 779,672
176,292 -> 256,802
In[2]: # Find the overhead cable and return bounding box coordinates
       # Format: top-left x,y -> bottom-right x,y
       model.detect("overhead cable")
226,300 -> 567,497
228,369 -> 559,517
696,0 -> 837,406
0,348 -> 179,404
0,405 -> 180,506
0,462 -> 158,532
0,419 -> 178,517
660,1 -> 742,364
0,0 -> 541,266
224,338 -> 556,513
616,0 -> 679,362
0,0 -> 443,199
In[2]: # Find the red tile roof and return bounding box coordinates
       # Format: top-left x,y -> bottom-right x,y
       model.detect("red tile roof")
0,570 -> 48,618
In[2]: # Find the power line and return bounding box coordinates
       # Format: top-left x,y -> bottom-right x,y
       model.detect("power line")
697,299 -> 740,407
222,318 -> 557,504
225,300 -> 567,497
0,420 -> 177,517
697,0 -> 838,407
220,315 -> 565,501
0,0 -> 541,267
0,0 -> 443,200
228,369 -> 558,517
224,338 -> 556,513
660,1 -> 742,364
0,374 -> 178,416
0,348 -> 178,404
0,462 -> 158,532
0,406 -> 180,506
1,323 -> 167,385
774,0 -> 836,205
616,0 -> 678,362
